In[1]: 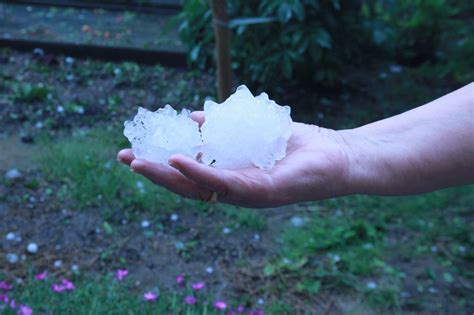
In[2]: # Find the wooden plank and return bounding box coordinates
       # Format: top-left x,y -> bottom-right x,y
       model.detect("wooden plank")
0,38 -> 187,67
0,0 -> 182,15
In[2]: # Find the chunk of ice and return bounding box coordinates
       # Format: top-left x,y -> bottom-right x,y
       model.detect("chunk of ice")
123,85 -> 292,170
201,85 -> 292,170
124,105 -> 202,164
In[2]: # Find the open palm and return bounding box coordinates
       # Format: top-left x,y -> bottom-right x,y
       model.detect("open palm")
117,112 -> 351,208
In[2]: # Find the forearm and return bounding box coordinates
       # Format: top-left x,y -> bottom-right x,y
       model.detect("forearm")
344,83 -> 474,195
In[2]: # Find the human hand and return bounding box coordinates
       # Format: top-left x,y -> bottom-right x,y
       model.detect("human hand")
117,111 -> 356,208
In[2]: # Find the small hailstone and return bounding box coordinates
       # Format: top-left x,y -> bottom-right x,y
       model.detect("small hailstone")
332,254 -> 341,263
26,243 -> 38,254
458,245 -> 466,253
5,169 -> 22,180
71,264 -> 80,273
65,57 -> 74,64
257,298 -> 265,305
66,73 -> 74,81
136,181 -> 145,193
428,287 -> 437,294
222,227 -> 231,235
205,266 -> 214,274
141,220 -> 150,228
124,105 -> 202,164
290,216 -> 304,227
389,64 -> 402,73
35,121 -> 44,129
6,253 -> 19,264
367,281 -> 377,289
75,106 -> 85,114
253,234 -> 260,241
6,232 -> 16,241
32,47 -> 44,56
170,213 -> 178,222
431,245 -> 438,253
114,68 -> 121,75
56,105 -> 65,113
53,260 -> 63,268
201,85 -> 292,170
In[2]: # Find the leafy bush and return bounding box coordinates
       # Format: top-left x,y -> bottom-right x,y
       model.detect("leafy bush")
176,0 -> 472,92
176,0 -> 372,91
364,0 -> 470,66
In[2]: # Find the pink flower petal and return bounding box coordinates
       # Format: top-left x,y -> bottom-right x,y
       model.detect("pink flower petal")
184,295 -> 196,305
176,275 -> 184,285
116,269 -> 129,281
249,310 -> 265,315
191,282 -> 205,290
0,294 -> 8,303
19,305 -> 33,315
52,284 -> 66,293
0,281 -> 12,291
143,291 -> 158,302
236,305 -> 245,313
35,272 -> 48,281
61,279 -> 75,291
9,299 -> 16,309
214,300 -> 227,310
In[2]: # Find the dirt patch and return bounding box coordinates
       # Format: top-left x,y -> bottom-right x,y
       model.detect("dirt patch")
0,134 -> 41,171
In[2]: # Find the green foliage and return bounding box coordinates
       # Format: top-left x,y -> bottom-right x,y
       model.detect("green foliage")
262,186 -> 473,311
177,0 -> 371,90
10,82 -> 50,103
177,0 -> 472,93
37,128 -> 181,213
364,0 -> 473,82
223,206 -> 267,231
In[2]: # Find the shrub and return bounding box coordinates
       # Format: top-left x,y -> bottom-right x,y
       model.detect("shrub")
176,0 -> 372,91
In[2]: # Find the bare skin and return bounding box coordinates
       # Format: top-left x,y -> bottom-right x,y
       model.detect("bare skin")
117,83 -> 474,208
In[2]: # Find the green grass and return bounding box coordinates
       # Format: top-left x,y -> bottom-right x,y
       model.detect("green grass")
261,186 -> 474,313
0,274 -> 236,315
37,128 -> 195,215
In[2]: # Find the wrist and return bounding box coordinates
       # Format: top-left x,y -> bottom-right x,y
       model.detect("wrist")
336,128 -> 393,196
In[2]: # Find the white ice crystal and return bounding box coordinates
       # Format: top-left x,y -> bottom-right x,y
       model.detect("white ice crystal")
123,85 -> 292,170
124,105 -> 202,164
201,85 -> 292,170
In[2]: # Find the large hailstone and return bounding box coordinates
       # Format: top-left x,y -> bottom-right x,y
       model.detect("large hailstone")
201,85 -> 292,170
124,105 -> 202,164
123,85 -> 292,170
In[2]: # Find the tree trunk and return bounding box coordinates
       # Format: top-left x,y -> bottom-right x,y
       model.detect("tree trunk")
210,0 -> 232,102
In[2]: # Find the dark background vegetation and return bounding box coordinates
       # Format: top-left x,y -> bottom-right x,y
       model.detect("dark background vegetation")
177,0 -> 473,124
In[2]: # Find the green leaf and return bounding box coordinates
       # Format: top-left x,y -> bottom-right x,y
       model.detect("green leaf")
443,272 -> 454,283
190,45 -> 201,62
282,55 -> 293,79
264,264 -> 276,276
103,221 -> 114,235
315,29 -> 332,49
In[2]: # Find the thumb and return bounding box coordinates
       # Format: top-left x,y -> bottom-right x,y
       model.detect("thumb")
168,154 -> 230,197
